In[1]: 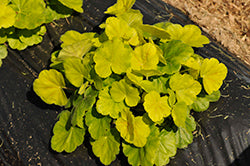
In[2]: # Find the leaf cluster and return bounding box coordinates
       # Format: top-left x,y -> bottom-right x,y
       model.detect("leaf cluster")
0,0 -> 84,67
33,0 -> 228,165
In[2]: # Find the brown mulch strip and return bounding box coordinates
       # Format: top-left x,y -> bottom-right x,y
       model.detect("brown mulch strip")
163,0 -> 250,65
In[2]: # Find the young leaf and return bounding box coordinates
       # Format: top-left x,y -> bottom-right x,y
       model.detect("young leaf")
192,97 -> 210,112
172,102 -> 188,127
104,17 -> 140,46
91,129 -> 120,165
122,125 -> 160,166
105,0 -> 136,15
71,87 -> 98,128
143,91 -> 171,122
33,69 -> 68,106
110,79 -> 140,107
51,110 -> 85,153
94,38 -> 132,78
0,3 -> 16,28
154,130 -> 177,166
116,109 -> 150,147
131,43 -> 159,71
85,109 -> 112,140
96,87 -> 127,119
200,58 -> 228,94
175,115 -> 196,148
117,9 -> 143,27
58,0 -> 83,13
159,40 -> 194,74
179,24 -> 210,47
163,24 -> 210,47
169,73 -> 201,105
182,54 -> 203,79
64,58 -> 92,87
0,45 -> 8,67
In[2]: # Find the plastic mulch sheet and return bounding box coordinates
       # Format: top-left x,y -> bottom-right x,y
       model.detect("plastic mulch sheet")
0,0 -> 249,165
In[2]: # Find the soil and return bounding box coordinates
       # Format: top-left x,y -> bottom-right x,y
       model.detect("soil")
162,0 -> 250,66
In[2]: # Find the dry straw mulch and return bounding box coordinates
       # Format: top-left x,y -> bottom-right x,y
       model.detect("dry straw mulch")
163,0 -> 250,65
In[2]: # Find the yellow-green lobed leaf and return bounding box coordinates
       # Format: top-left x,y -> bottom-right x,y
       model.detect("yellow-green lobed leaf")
116,109 -> 150,147
85,109 -> 112,140
169,73 -> 201,105
33,69 -> 68,106
64,58 -> 92,87
91,129 -> 120,165
200,58 -> 228,94
105,0 -> 136,15
51,110 -> 85,153
96,87 -> 128,119
94,38 -> 132,78
122,125 -> 160,166
110,79 -> 140,107
154,130 -> 177,166
131,43 -> 159,71
0,3 -> 16,28
143,91 -> 171,122
172,102 -> 188,127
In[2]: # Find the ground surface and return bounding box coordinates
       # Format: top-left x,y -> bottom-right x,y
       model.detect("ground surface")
163,0 -> 250,66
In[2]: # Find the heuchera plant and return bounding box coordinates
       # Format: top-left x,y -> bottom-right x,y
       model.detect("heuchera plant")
33,0 -> 228,165
0,0 -> 83,66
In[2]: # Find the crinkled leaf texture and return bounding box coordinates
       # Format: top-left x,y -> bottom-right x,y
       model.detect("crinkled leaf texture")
0,3 -> 16,28
200,58 -> 228,94
105,0 -> 136,15
0,45 -> 8,67
104,17 -> 140,46
91,129 -> 120,165
116,109 -> 150,147
131,43 -> 159,72
123,125 -> 160,166
96,87 -> 127,119
143,91 -> 171,122
58,0 -> 83,13
33,69 -> 68,106
94,38 -> 132,78
170,73 -> 201,105
85,109 -> 112,140
110,79 -> 140,107
11,0 -> 46,29
51,110 -> 85,153
175,115 -> 196,148
155,130 -> 177,166
159,40 -> 194,74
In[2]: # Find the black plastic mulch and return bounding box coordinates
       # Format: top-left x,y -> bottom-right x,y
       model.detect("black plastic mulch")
0,0 -> 249,165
